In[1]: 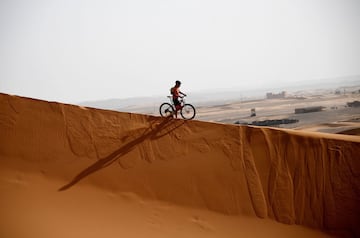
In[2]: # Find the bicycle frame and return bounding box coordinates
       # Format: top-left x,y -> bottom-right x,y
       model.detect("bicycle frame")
167,96 -> 185,108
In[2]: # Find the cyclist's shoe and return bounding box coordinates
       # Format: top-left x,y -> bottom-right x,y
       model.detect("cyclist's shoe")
164,108 -> 174,117
166,111 -> 174,118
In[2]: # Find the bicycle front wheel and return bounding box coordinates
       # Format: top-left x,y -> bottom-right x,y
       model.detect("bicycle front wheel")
180,104 -> 196,120
159,103 -> 174,117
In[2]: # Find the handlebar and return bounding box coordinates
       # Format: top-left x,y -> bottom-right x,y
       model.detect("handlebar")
167,95 -> 187,98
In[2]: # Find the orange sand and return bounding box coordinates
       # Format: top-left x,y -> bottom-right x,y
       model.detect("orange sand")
1,93 -> 359,237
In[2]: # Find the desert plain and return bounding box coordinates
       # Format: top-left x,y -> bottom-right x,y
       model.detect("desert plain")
195,88 -> 360,135
1,89 -> 360,238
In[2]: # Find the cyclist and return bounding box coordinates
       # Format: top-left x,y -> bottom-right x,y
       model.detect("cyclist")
170,80 -> 187,118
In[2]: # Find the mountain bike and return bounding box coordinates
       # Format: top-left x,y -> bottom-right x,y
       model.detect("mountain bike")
159,96 -> 196,120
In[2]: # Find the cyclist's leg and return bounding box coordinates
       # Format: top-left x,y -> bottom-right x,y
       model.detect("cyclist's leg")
173,98 -> 181,118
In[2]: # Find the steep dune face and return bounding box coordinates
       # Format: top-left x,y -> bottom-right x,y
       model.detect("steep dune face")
1,93 -> 359,236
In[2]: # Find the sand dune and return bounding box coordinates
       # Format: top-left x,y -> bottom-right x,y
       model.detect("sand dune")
1,93 -> 359,237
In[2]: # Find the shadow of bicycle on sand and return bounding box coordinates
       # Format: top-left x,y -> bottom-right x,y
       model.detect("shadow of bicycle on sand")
58,116 -> 185,191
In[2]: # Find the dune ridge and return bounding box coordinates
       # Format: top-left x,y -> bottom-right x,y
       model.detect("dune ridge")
1,93 -> 359,237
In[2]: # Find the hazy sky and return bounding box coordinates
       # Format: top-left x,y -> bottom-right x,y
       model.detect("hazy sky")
1,0 -> 360,103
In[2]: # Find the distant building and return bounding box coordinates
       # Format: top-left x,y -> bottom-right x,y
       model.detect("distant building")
250,108 -> 256,117
295,106 -> 324,114
347,101 -> 360,107
266,91 -> 286,99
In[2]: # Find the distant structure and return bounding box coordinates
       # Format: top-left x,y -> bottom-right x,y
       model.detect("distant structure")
295,106 -> 324,114
266,91 -> 286,99
250,108 -> 256,117
235,118 -> 299,126
347,101 -> 360,107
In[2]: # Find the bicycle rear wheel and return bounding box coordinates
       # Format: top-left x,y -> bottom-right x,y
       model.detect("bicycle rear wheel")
180,104 -> 196,120
159,103 -> 175,117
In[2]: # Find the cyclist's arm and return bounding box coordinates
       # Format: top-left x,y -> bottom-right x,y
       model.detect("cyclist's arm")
179,91 -> 187,97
